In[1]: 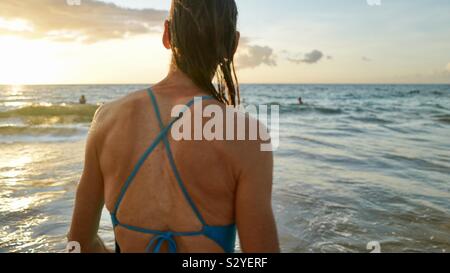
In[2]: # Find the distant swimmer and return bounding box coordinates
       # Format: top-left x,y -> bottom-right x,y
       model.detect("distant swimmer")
298,97 -> 304,105
79,95 -> 87,105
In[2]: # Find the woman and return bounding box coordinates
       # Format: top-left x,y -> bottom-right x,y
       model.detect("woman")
68,0 -> 279,253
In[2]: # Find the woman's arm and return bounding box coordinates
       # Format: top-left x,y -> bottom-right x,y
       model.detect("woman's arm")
68,107 -> 110,253
235,138 -> 280,253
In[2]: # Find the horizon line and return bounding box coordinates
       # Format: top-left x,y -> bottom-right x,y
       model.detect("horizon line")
1,82 -> 449,86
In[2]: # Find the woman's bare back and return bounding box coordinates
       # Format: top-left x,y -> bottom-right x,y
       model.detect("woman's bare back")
96,85 -> 239,252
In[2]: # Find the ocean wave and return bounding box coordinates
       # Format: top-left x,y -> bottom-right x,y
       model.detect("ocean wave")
281,104 -> 344,115
286,135 -> 347,149
349,116 -> 392,124
0,135 -> 86,144
0,125 -> 88,143
383,153 -> 450,174
409,89 -> 421,95
432,91 -> 444,96
0,125 -> 85,136
434,114 -> 450,124
0,104 -> 99,125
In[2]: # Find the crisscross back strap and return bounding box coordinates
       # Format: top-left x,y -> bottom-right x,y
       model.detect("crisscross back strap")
147,87 -> 215,226
111,88 -> 214,221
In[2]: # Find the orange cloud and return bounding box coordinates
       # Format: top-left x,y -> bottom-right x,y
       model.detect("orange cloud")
0,0 -> 167,43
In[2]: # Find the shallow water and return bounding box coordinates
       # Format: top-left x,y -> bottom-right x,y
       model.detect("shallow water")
0,84 -> 449,253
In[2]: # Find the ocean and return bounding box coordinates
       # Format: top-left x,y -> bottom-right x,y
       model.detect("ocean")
0,84 -> 449,253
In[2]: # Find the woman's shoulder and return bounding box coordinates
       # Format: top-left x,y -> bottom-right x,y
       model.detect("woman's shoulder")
95,89 -> 148,121
88,89 -> 149,139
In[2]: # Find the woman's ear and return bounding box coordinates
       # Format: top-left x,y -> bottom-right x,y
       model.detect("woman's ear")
233,31 -> 240,55
162,20 -> 171,50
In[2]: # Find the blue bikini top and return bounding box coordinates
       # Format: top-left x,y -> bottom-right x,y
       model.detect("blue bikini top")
110,88 -> 236,253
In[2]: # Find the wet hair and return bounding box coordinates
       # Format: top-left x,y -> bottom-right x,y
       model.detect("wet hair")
169,0 -> 240,106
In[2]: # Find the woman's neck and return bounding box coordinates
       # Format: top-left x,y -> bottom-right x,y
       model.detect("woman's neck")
157,64 -> 210,96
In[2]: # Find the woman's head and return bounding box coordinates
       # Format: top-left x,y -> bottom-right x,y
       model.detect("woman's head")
163,0 -> 240,106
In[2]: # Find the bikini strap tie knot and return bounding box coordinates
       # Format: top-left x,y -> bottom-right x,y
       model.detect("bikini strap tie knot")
145,232 -> 177,253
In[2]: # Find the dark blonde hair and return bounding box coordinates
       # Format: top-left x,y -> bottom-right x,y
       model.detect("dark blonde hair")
169,0 -> 240,106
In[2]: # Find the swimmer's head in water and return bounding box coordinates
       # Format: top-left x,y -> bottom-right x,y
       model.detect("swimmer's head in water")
165,0 -> 240,106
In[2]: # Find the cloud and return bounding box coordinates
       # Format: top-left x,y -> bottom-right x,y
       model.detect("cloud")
235,38 -> 277,69
287,50 -> 324,64
447,63 -> 450,72
0,0 -> 168,43
362,56 -> 372,62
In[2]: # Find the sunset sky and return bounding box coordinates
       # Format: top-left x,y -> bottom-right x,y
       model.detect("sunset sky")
0,0 -> 449,84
